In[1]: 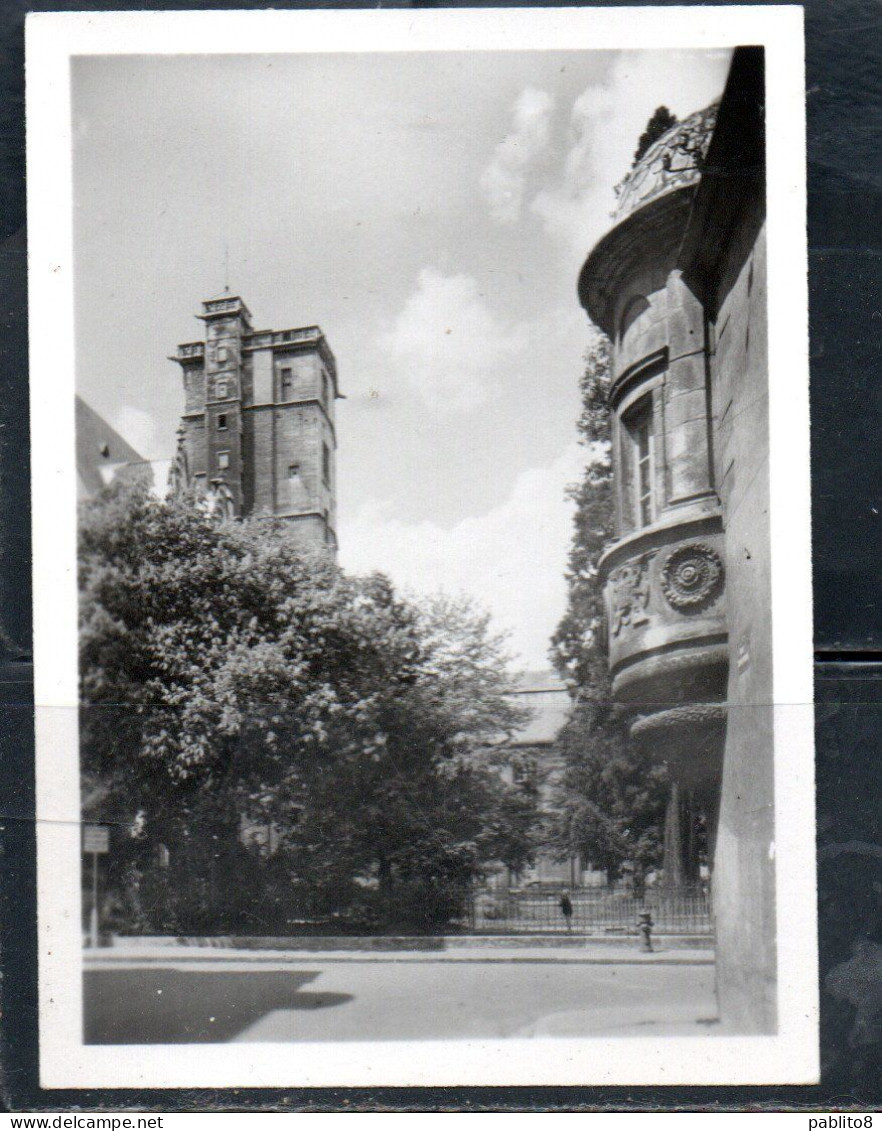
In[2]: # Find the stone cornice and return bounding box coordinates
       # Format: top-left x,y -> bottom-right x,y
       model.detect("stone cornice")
242,327 -> 341,396
578,188 -> 695,336
599,507 -> 723,577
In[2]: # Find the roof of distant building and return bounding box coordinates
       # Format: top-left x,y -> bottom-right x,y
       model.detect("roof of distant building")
506,669 -> 572,747
76,396 -> 146,499
514,669 -> 568,693
76,396 -> 171,500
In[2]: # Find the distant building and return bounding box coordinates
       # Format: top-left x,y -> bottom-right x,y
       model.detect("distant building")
579,49 -> 774,1030
169,294 -> 341,549
76,395 -> 150,500
493,671 -> 605,889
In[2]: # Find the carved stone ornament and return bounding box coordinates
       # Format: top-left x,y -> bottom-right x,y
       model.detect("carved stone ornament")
167,426 -> 190,498
205,479 -> 236,521
609,552 -> 654,637
613,102 -> 719,221
660,543 -> 724,611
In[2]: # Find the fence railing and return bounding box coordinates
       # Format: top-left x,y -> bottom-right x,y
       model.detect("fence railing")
467,888 -> 712,936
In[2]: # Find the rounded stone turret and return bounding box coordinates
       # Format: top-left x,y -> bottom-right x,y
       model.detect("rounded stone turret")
578,101 -> 726,792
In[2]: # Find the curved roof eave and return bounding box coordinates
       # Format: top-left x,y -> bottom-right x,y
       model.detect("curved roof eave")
577,186 -> 697,336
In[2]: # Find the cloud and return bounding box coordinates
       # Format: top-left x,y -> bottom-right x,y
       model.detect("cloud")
378,267 -> 529,412
338,442 -> 604,670
480,87 -> 555,224
532,50 -> 732,266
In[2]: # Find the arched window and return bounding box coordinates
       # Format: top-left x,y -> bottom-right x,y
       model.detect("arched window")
619,294 -> 650,343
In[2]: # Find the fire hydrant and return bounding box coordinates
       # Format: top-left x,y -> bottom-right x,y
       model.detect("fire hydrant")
637,909 -> 654,952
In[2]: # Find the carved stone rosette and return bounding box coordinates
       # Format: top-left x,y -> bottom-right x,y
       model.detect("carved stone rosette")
599,518 -> 727,707
660,543 -> 724,612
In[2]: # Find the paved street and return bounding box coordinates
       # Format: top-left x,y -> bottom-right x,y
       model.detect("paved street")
84,955 -> 719,1043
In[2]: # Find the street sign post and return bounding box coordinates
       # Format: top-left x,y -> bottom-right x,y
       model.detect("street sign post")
83,824 -> 109,948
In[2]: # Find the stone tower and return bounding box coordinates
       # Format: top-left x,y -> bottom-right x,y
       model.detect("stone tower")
580,102 -> 726,884
580,49 -> 774,1030
169,294 -> 340,548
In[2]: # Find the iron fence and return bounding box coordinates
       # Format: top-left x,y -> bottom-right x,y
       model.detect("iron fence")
467,887 -> 712,935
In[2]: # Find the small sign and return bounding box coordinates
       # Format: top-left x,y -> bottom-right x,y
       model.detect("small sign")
83,824 -> 110,854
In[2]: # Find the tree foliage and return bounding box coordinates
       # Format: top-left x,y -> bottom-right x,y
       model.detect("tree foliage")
632,106 -> 679,166
79,481 -> 538,932
548,335 -> 668,881
551,334 -> 613,692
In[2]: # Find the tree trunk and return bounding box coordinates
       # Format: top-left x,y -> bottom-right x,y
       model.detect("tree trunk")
663,782 -> 686,889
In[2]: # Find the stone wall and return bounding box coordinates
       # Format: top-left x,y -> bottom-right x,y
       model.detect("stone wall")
711,218 -> 775,1032
242,403 -> 274,516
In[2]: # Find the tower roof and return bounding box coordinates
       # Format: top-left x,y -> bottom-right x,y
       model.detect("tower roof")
197,294 -> 253,325
75,395 -> 145,498
577,100 -> 720,335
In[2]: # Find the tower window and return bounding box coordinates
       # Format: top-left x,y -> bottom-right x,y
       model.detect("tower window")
622,395 -> 656,529
217,413 -> 228,430
322,441 -> 331,487
216,381 -> 227,399
217,347 -> 228,363
287,463 -> 300,479
280,368 -> 292,398
218,451 -> 230,471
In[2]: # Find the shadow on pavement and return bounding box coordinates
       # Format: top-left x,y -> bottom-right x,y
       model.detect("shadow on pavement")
84,968 -> 353,1044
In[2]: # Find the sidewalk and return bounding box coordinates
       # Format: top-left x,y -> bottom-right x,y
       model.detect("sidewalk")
85,936 -> 714,967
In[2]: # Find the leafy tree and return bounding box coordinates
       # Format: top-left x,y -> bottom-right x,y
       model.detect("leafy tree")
547,703 -> 668,886
632,106 -> 678,166
547,334 -> 668,884
415,593 -> 529,761
551,334 -> 613,692
79,481 -> 538,932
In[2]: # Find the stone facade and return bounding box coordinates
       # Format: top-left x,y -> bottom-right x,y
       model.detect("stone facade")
169,295 -> 340,549
499,672 -> 579,887
579,49 -> 774,1030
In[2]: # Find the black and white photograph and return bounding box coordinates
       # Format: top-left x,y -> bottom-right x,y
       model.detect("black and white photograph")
27,6 -> 816,1088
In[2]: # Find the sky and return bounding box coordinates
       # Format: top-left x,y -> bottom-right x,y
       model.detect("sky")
73,47 -> 730,671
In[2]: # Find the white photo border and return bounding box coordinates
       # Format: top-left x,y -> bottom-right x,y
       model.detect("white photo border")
27,4 -> 816,1089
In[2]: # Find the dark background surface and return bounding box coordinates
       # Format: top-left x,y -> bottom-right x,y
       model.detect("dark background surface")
0,0 -> 879,1112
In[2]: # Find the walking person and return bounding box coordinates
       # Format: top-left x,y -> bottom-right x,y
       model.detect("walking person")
559,889 -> 573,933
